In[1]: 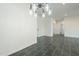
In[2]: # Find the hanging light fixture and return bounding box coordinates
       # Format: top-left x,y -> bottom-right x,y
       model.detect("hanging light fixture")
29,4 -> 33,15
42,9 -> 45,18
33,4 -> 37,12
29,10 -> 33,15
48,9 -> 52,15
29,3 -> 52,18
45,4 -> 49,11
42,13 -> 45,18
34,11 -> 37,18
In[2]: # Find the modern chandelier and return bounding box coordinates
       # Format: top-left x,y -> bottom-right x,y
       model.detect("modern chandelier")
29,3 -> 52,18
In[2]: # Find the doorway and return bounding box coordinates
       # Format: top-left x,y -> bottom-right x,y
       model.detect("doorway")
53,20 -> 64,36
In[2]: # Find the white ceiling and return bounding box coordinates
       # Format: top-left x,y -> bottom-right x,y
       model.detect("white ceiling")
38,3 -> 79,19
49,3 -> 79,17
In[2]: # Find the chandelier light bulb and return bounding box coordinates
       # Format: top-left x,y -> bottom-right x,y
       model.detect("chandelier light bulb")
46,4 -> 49,11
29,9 -> 33,15
29,3 -> 52,18
33,4 -> 37,12
48,10 -> 52,15
42,13 -> 45,18
34,13 -> 37,18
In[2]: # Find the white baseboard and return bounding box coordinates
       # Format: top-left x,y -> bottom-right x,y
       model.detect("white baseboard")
7,41 -> 37,56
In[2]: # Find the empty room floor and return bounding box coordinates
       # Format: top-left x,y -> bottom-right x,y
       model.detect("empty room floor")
10,35 -> 79,56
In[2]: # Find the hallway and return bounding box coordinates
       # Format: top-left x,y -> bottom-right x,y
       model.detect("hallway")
10,35 -> 79,56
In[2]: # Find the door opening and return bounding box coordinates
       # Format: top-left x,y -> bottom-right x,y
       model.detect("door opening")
53,20 -> 64,36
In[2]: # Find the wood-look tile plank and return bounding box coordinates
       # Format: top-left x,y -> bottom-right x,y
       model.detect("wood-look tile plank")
10,35 -> 79,56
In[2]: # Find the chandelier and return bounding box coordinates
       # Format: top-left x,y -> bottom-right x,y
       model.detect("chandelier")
29,3 -> 52,18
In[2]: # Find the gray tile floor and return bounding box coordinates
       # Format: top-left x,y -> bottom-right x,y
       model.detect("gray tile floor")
10,35 -> 79,56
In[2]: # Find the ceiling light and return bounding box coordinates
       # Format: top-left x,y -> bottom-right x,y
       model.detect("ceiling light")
46,4 -> 49,11
42,13 -> 45,18
34,14 -> 37,18
29,3 -> 52,18
29,9 -> 33,15
34,12 -> 37,18
48,10 -> 52,15
33,4 -> 37,12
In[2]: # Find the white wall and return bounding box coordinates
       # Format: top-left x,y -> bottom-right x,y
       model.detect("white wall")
37,14 -> 79,38
37,16 -> 52,37
64,16 -> 79,38
0,3 -> 37,55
